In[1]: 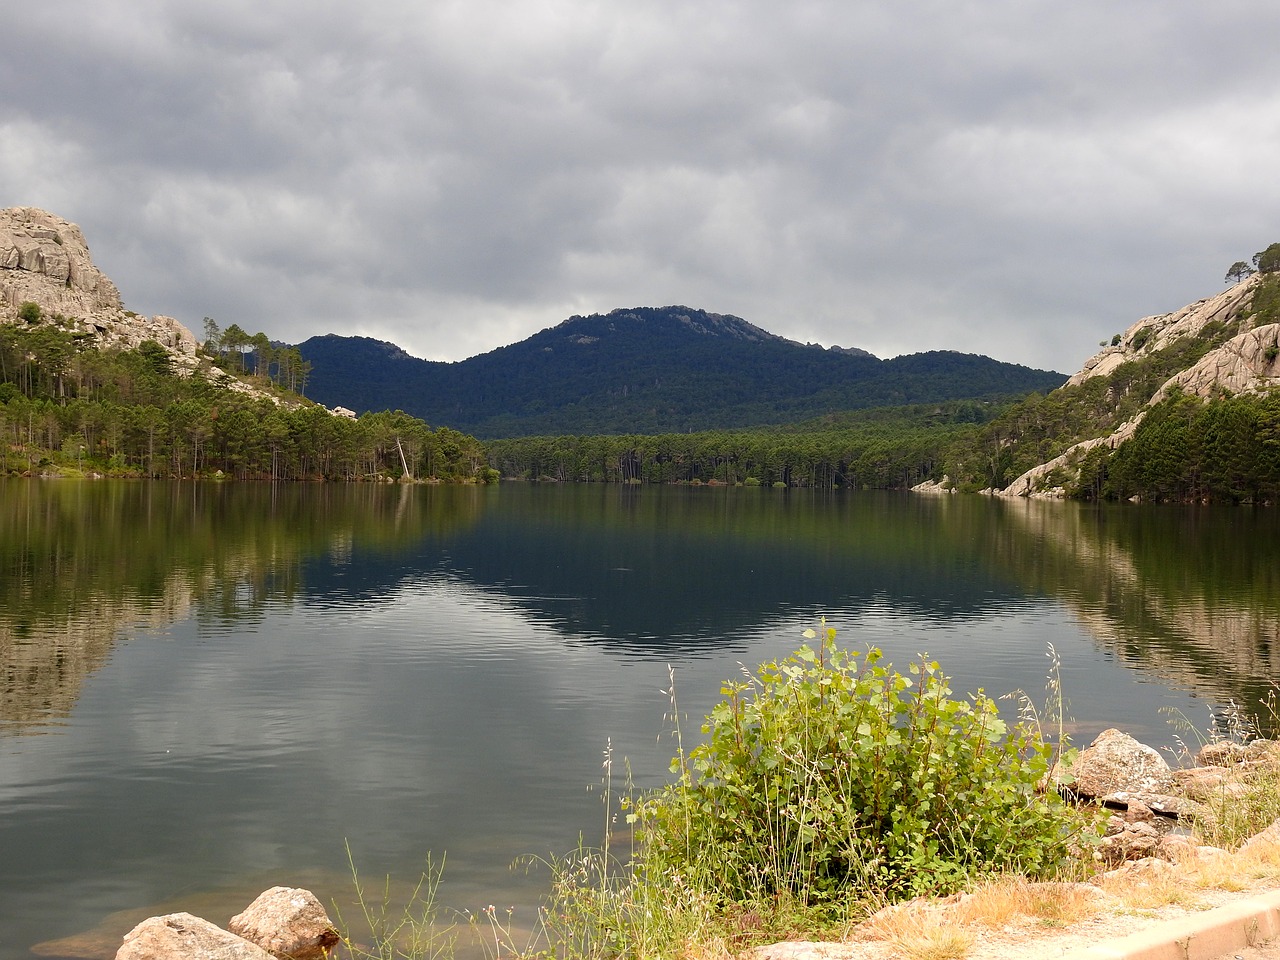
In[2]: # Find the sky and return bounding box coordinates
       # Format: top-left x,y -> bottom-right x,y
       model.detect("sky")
4,1 -> 1279,373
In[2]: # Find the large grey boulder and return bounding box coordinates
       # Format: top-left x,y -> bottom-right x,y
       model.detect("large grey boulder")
228,886 -> 339,959
1055,728 -> 1173,799
116,913 -> 272,960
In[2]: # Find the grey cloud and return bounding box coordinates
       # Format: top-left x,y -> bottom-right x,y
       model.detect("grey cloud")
4,0 -> 1279,371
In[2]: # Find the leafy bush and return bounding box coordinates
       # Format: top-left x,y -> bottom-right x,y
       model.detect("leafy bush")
635,625 -> 1086,911
18,301 -> 41,323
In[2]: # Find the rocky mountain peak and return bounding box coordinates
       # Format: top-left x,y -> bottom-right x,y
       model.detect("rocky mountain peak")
999,273 -> 1280,498
1066,274 -> 1261,390
0,206 -> 197,356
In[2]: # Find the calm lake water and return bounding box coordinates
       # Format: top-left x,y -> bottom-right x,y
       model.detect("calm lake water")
2,481 -> 1278,958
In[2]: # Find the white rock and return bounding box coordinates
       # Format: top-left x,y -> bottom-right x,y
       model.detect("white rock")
228,886 -> 339,960
1056,728 -> 1172,799
116,913 -> 272,960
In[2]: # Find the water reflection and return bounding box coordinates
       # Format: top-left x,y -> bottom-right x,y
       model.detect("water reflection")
3,481 -> 1279,959
995,498 -> 1280,725
4,482 -> 1278,734
0,480 -> 488,733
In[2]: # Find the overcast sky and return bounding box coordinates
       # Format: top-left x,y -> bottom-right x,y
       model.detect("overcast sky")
4,1 -> 1278,372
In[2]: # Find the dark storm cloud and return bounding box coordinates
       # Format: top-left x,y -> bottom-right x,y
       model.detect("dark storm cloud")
4,0 -> 1278,370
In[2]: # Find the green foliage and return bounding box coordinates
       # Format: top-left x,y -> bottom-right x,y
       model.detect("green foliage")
1098,389 -> 1280,503
634,626 -> 1087,913
0,323 -> 489,481
297,309 -> 1065,438
1245,272 -> 1280,329
1253,242 -> 1280,275
136,339 -> 172,374
485,402 -> 994,488
1226,261 -> 1255,284
18,301 -> 41,323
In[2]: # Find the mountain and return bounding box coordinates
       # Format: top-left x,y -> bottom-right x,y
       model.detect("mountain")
0,206 -> 277,405
298,307 -> 1066,438
1,206 -> 198,357
953,268 -> 1280,498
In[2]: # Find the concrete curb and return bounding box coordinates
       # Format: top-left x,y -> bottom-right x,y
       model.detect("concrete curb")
1065,890 -> 1280,960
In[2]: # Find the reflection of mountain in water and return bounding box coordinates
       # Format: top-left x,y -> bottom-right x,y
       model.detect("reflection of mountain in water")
996,499 -> 1280,725
5,480 -> 1279,734
1,582 -> 195,733
295,487 -> 1032,656
0,481 -> 486,732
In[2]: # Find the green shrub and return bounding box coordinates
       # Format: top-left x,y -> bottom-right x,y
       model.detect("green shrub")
635,625 -> 1087,912
18,301 -> 41,323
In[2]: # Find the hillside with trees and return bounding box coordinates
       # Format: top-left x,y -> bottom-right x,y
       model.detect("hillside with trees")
937,245 -> 1280,502
9,205 -> 1274,500
298,306 -> 1066,437
486,247 -> 1280,502
0,317 -> 490,481
0,207 -> 489,482
486,401 -> 992,487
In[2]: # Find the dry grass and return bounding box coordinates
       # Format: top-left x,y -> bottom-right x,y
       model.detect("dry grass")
856,901 -> 974,960
1095,860 -> 1205,910
952,878 -> 1102,929
1181,839 -> 1280,891
894,926 -> 975,960
857,876 -> 1102,941
847,841 -> 1280,960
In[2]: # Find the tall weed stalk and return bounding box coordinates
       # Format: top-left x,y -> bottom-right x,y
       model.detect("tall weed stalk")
1166,685 -> 1280,850
334,842 -> 455,960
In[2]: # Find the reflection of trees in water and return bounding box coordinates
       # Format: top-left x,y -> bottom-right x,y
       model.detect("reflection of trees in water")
5,481 -> 1278,736
996,498 -> 1280,728
0,481 -> 487,732
418,486 -> 1031,656
1,579 -> 195,733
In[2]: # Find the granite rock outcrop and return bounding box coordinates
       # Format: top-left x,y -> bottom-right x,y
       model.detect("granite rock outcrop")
998,274 -> 1280,498
1,206 -> 198,356
116,913 -> 274,960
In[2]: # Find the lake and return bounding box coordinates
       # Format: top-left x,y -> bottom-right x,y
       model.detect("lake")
2,481 -> 1278,958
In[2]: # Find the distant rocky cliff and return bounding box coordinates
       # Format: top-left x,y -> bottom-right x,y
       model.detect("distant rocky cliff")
1000,273 -> 1280,497
0,206 -> 198,356
0,206 -> 303,405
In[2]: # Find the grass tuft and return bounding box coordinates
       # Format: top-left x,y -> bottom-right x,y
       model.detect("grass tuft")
333,843 -> 455,960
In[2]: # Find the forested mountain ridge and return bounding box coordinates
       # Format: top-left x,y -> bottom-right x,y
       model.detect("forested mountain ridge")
943,257 -> 1280,500
299,306 -> 1066,438
486,252 -> 1280,501
0,207 -> 490,481
1,206 -> 291,408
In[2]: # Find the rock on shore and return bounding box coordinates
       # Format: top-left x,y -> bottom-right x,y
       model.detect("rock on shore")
116,887 -> 338,960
